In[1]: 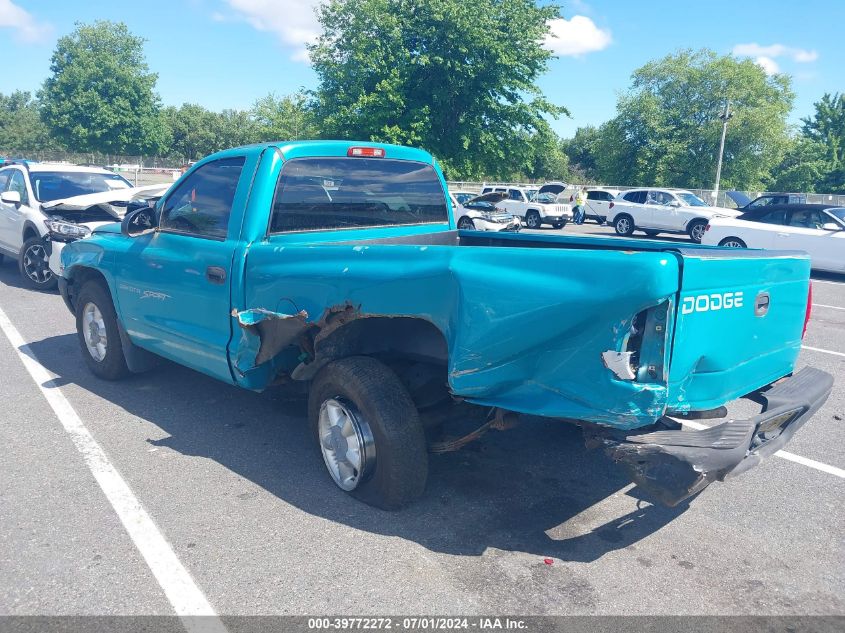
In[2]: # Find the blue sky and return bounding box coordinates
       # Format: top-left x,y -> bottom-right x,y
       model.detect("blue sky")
2,0 -> 842,138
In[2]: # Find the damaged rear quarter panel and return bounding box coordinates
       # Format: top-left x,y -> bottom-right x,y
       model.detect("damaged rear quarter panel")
238,239 -> 681,429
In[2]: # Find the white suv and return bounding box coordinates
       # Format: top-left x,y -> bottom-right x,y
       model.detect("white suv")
608,188 -> 740,242
481,184 -> 573,229
0,162 -> 165,290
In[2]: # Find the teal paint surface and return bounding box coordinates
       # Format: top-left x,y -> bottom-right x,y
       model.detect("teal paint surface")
61,141 -> 812,430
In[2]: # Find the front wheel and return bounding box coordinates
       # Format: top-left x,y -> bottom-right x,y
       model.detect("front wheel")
75,281 -> 130,380
457,216 -> 475,230
19,236 -> 57,291
552,222 -> 564,229
644,230 -> 660,237
308,356 -> 428,510
525,211 -> 541,229
718,237 -> 747,248
614,214 -> 635,236
688,220 -> 708,243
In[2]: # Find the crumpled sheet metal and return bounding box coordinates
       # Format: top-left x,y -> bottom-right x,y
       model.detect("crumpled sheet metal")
232,308 -> 310,372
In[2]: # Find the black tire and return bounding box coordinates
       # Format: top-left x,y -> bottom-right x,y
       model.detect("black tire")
457,216 -> 475,230
718,236 -> 747,248
75,281 -> 130,380
308,356 -> 428,510
18,236 -> 57,291
688,219 -> 708,243
552,222 -> 564,229
614,214 -> 635,236
644,230 -> 660,237
525,211 -> 541,229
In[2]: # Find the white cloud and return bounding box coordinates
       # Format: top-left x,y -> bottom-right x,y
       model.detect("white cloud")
754,55 -> 780,75
0,0 -> 51,43
225,0 -> 322,62
732,42 -> 818,65
544,15 -> 611,57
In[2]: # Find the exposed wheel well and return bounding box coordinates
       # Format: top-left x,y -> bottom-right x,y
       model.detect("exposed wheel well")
22,222 -> 40,242
65,266 -> 109,312
295,316 -> 448,383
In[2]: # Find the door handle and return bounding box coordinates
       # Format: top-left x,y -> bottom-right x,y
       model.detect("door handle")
206,266 -> 227,284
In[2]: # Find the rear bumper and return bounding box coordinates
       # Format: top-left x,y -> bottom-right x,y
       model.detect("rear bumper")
585,367 -> 834,506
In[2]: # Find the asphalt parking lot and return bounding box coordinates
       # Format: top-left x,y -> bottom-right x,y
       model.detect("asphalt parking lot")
0,225 -> 843,621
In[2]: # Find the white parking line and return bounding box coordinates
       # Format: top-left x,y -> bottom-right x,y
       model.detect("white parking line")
813,303 -> 845,311
681,419 -> 845,479
802,345 -> 845,358
0,305 -> 228,633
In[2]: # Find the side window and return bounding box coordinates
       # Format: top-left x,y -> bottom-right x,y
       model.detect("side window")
647,191 -> 672,205
0,169 -> 11,192
508,189 -> 523,201
481,187 -> 493,194
159,157 -> 245,239
623,191 -> 646,204
755,209 -> 787,225
7,170 -> 29,205
787,210 -> 825,229
586,191 -> 600,200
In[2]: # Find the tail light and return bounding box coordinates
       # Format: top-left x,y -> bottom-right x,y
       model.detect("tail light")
609,202 -> 614,209
347,147 -> 385,158
705,223 -> 711,232
803,282 -> 813,339
569,195 -> 574,202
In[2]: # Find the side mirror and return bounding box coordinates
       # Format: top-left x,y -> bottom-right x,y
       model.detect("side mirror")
121,206 -> 158,237
821,222 -> 842,232
1,190 -> 21,205
669,200 -> 682,208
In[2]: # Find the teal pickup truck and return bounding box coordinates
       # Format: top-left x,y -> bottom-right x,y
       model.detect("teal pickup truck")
58,141 -> 833,509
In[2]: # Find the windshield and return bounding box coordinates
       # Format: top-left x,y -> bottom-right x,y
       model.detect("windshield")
270,157 -> 449,232
827,208 -> 845,223
453,192 -> 474,205
676,192 -> 708,207
32,171 -> 132,202
526,188 -> 539,202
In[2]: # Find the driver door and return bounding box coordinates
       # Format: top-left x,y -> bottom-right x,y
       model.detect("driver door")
113,156 -> 249,382
646,191 -> 677,229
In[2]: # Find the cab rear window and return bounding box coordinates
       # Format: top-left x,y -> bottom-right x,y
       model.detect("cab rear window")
270,158 -> 449,233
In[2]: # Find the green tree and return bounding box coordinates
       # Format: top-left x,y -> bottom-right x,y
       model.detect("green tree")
798,93 -> 845,192
769,136 -> 830,193
216,108 -> 260,150
0,91 -> 58,153
562,125 -> 601,181
309,0 -> 566,179
252,92 -> 319,141
593,49 -> 794,190
162,104 -> 219,161
40,21 -> 166,155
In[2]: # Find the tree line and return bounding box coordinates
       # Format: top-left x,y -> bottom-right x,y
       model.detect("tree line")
0,4 -> 842,193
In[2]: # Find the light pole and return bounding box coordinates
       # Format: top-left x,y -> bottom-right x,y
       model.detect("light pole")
713,100 -> 733,206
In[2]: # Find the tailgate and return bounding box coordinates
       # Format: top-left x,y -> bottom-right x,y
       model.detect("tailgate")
667,247 -> 811,412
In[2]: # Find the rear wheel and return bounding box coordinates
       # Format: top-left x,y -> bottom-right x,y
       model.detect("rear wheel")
614,214 -> 634,236
19,236 -> 57,291
644,230 -> 660,237
308,356 -> 428,510
718,237 -> 747,248
457,216 -> 475,230
688,220 -> 708,243
525,211 -> 541,229
75,281 -> 130,380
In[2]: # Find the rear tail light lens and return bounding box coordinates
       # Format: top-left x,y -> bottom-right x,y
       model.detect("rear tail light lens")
705,223 -> 711,232
609,202 -> 614,209
803,282 -> 813,339
347,146 -> 385,158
